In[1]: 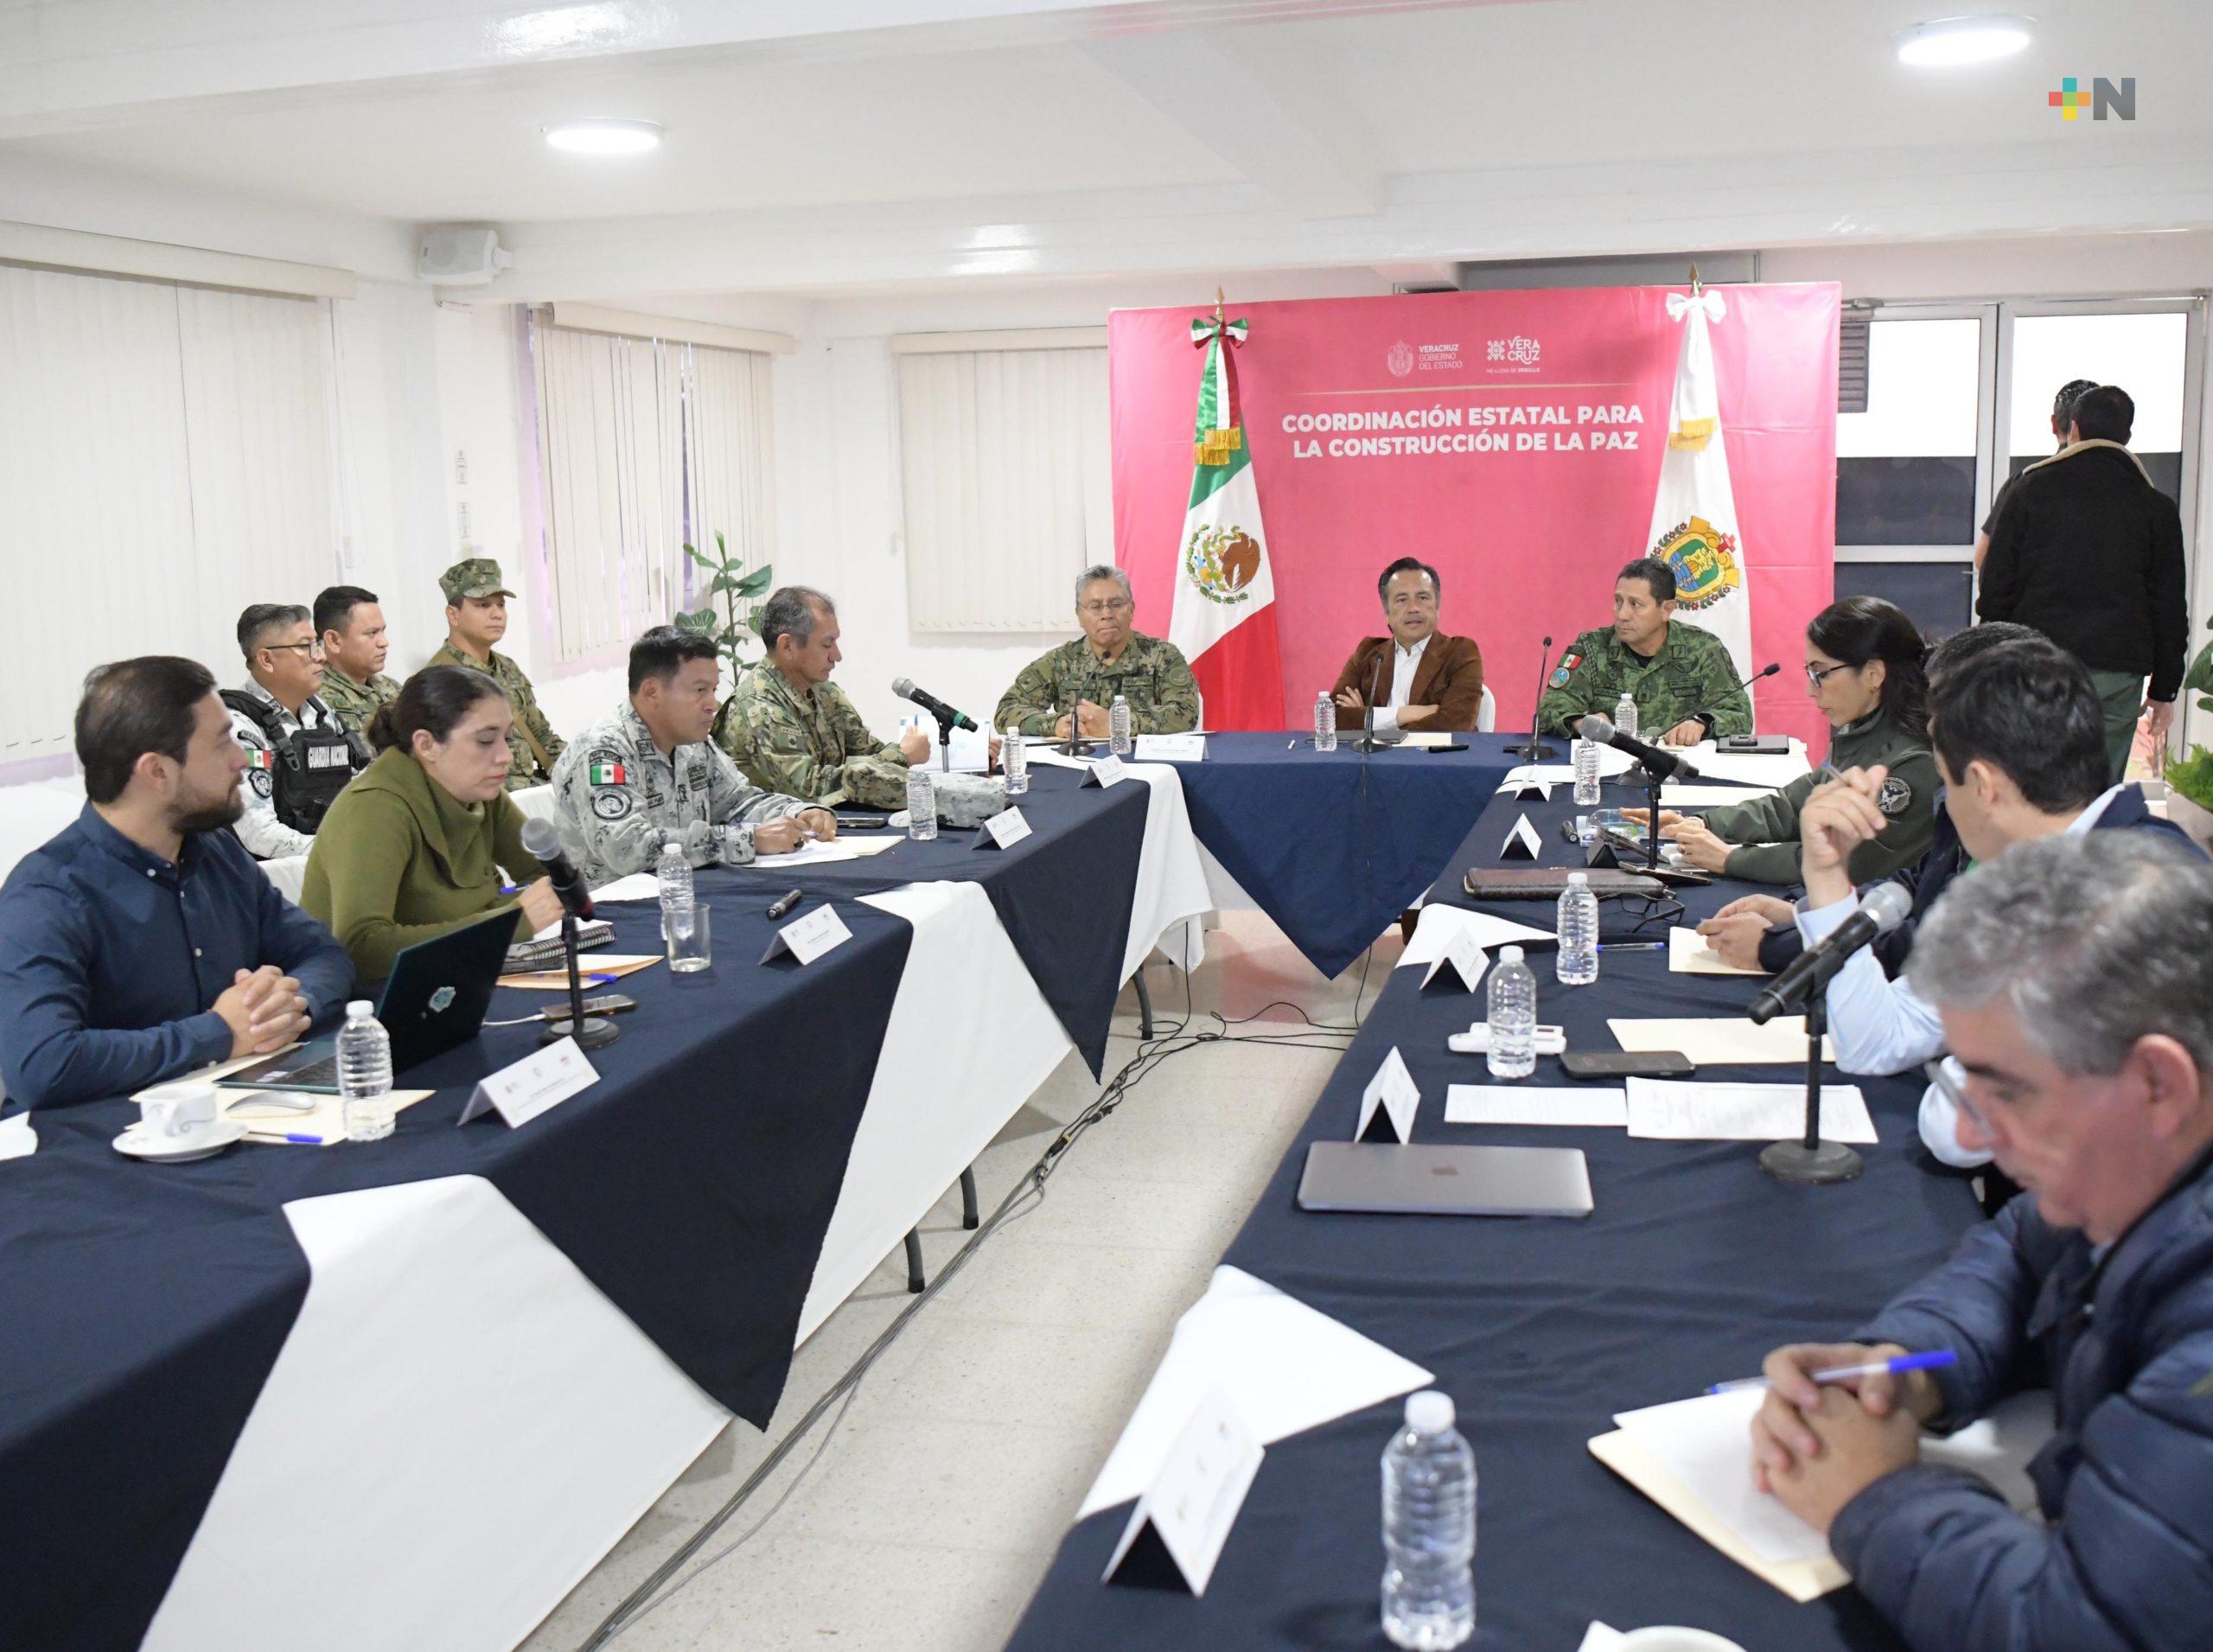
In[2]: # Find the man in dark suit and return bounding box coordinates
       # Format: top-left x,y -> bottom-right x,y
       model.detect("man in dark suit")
1330,557 -> 1486,735
1980,384 -> 2188,779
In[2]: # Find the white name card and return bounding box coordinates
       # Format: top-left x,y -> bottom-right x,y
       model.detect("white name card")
1497,769 -> 1556,800
1420,928 -> 1488,996
974,806 -> 1035,852
760,903 -> 853,966
1133,734 -> 1207,762
1501,813 -> 1543,861
456,1036 -> 599,1128
1355,1045 -> 1421,1145
1082,754 -> 1131,788
1101,1387 -> 1264,1597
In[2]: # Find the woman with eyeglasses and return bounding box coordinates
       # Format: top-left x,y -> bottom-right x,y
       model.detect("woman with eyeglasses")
1631,596 -> 1938,883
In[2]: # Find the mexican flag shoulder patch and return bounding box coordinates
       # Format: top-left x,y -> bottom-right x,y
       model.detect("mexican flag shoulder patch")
246,748 -> 276,769
589,762 -> 627,786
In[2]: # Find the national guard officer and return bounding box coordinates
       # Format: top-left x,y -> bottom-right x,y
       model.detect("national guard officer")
719,586 -> 928,810
995,565 -> 1200,740
1535,557 -> 1753,744
552,627 -> 837,885
223,603 -> 372,861
313,584 -> 401,736
427,558 -> 565,789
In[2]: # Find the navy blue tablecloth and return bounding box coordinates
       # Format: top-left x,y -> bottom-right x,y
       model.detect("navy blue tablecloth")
1007,784 -> 1982,1651
1167,732 -> 1519,977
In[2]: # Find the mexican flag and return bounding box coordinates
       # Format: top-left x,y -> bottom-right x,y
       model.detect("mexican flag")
1166,307 -> 1283,730
1646,289 -> 1755,687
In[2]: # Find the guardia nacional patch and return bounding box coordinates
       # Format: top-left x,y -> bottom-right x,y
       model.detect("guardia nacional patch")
1878,775 -> 1913,818
592,791 -> 632,820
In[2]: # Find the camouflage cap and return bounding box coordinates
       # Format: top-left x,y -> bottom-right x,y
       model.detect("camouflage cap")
439,557 -> 515,604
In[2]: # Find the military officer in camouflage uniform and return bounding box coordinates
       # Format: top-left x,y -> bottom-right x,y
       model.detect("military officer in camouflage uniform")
552,627 -> 836,885
427,558 -> 565,790
1535,557 -> 1753,743
719,586 -> 928,810
313,584 -> 401,736
224,603 -> 370,860
995,565 -> 1200,739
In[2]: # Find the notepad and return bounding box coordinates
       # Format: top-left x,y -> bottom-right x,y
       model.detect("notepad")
500,954 -> 662,990
1445,1086 -> 1628,1127
1608,1016 -> 1833,1065
1396,731 -> 1460,749
1623,1078 -> 1877,1144
754,839 -> 860,868
1667,926 -> 1768,978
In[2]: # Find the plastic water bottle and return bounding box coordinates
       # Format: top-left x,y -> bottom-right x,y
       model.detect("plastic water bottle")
1315,691 -> 1338,752
657,835 -> 694,936
1486,945 -> 1537,1079
1573,736 -> 1602,807
1109,693 -> 1132,756
1556,871 -> 1599,985
1613,691 -> 1639,740
906,766 -> 938,840
1001,723 -> 1028,795
1381,1390 -> 1476,1650
336,1000 -> 394,1142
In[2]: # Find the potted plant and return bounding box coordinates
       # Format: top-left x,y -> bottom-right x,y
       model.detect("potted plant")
673,531 -> 774,732
2162,615 -> 2213,852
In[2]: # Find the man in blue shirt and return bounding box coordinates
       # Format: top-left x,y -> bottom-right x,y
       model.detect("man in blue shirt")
0,657 -> 353,1108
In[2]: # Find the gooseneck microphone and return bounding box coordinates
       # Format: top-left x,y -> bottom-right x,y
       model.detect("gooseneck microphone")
1687,661 -> 1781,733
1575,713 -> 1702,781
1749,882 -> 1913,1025
519,816 -> 595,920
891,677 -> 979,734
1517,636 -> 1558,761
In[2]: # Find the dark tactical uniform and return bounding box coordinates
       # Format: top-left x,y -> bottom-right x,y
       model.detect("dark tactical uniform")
222,681 -> 369,860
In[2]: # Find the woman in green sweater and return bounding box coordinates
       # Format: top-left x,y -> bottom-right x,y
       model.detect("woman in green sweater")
303,667 -> 561,981
1635,596 -> 1937,884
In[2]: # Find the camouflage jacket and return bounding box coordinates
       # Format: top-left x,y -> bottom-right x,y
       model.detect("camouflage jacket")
1534,621 -> 1752,741
993,631 -> 1201,737
317,667 -> 400,737
551,703 -> 805,884
426,642 -> 565,789
717,661 -> 909,806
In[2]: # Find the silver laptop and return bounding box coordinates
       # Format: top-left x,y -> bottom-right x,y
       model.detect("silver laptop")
1297,1141 -> 1594,1218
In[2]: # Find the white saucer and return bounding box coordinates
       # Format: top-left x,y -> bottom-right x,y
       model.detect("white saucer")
113,1117 -> 248,1163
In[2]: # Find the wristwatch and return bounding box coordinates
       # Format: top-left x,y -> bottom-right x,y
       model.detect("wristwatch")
717,821 -> 756,866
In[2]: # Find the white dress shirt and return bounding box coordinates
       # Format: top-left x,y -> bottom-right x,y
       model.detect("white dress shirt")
1797,785 -> 2123,1164
1374,633 -> 1431,737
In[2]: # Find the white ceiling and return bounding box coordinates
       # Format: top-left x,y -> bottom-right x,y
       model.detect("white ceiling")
3,0 -> 2210,299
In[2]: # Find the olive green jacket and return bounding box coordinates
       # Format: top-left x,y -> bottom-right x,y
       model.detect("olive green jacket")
302,748 -> 546,980
1699,707 -> 1938,885
994,632 -> 1200,737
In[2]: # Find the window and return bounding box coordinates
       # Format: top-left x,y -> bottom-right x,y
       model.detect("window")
893,333 -> 1111,633
0,264 -> 336,762
528,316 -> 776,666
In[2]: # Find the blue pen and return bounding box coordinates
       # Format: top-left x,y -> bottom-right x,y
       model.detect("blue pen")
1708,1349 -> 1955,1394
250,1131 -> 329,1145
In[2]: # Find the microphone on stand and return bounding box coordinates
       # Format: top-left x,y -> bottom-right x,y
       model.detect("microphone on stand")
1681,661 -> 1781,738
520,816 -> 595,921
1515,636 -> 1559,762
1575,713 -> 1702,782
1749,882 -> 1912,1025
891,677 -> 979,733
1355,645 -> 1388,754
518,817 -> 620,1051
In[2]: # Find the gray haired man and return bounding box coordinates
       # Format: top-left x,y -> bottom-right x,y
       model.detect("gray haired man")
993,565 -> 1200,740
1745,832 -> 2213,1650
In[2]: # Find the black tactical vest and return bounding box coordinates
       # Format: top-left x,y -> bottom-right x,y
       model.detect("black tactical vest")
220,691 -> 371,840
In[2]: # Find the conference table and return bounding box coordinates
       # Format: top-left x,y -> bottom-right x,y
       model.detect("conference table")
1007,780 -> 1986,1649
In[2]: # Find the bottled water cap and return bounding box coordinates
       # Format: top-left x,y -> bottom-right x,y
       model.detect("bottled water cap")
346,999 -> 373,1017
1567,871 -> 1589,887
1499,945 -> 1524,964
1405,1390 -> 1455,1433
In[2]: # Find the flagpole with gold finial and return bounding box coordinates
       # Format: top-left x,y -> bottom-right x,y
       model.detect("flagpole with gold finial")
1189,288 -> 1249,467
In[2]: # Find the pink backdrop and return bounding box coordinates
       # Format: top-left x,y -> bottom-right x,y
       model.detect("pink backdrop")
1109,284 -> 1840,753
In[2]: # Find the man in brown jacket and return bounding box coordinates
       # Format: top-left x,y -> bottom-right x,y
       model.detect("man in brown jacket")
1330,556 -> 1486,735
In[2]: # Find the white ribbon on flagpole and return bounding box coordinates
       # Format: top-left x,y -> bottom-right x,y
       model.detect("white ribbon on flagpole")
1666,290 -> 1725,324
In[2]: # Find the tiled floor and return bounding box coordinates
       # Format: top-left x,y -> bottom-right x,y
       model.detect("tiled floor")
520,909 -> 1389,1652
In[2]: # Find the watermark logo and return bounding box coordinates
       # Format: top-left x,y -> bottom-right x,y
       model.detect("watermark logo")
2050,76 -> 2135,122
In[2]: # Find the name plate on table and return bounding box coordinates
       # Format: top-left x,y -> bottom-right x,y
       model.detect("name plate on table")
973,806 -> 1035,851
1081,754 -> 1130,788
761,903 -> 853,966
1501,813 -> 1542,861
1355,1045 -> 1421,1145
1133,733 -> 1206,762
1102,1387 -> 1264,1596
456,1036 -> 599,1127
1420,928 -> 1488,996
1497,767 -> 1559,800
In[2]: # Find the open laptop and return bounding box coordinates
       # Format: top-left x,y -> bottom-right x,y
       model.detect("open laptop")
215,908 -> 518,1094
1297,1141 -> 1594,1218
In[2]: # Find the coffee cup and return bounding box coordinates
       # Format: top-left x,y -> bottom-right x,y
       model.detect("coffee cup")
138,1081 -> 220,1143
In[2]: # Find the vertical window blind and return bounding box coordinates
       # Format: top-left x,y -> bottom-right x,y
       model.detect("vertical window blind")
0,265 -> 335,762
895,341 -> 1111,634
529,316 -> 776,666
